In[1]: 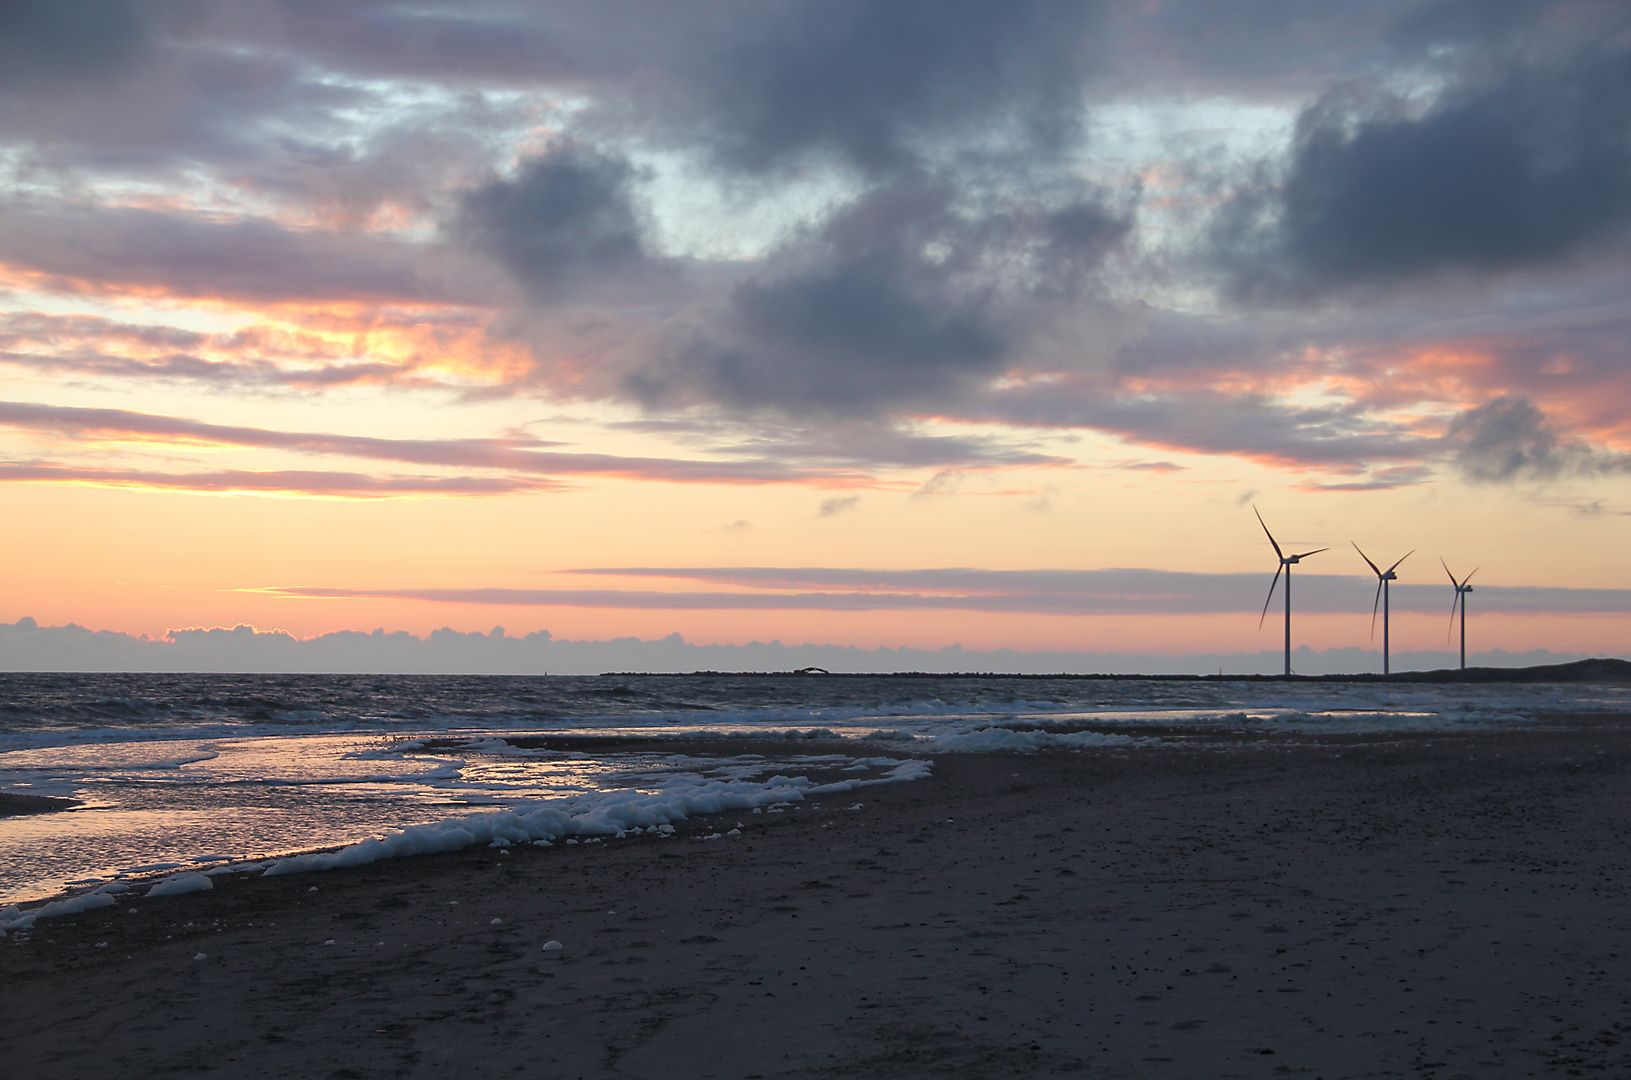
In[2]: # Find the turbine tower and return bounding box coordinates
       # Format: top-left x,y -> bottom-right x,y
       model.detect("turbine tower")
1255,507 -> 1327,676
1353,544 -> 1412,675
1443,560 -> 1477,670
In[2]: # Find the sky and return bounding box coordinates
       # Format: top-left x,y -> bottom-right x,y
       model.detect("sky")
2,0 -> 1631,670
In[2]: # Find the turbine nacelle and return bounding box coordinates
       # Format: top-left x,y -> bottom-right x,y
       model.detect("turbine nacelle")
1352,544 -> 1412,643
1442,558 -> 1478,596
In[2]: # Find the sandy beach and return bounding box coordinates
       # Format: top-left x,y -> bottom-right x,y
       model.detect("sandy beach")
4,722 -> 1630,1079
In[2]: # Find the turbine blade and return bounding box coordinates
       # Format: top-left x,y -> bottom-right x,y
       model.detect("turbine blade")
1259,563 -> 1283,629
1387,550 -> 1414,575
1371,579 -> 1383,639
1441,557 -> 1457,585
1448,591 -> 1461,637
1352,542 -> 1382,577
1254,505 -> 1284,560
1294,547 -> 1329,558
1464,567 -> 1479,586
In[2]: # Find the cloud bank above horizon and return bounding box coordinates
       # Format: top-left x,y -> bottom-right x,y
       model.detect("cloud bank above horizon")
0,616 -> 1597,677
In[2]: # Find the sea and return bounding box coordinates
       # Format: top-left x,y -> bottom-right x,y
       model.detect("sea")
2,671 -> 1627,908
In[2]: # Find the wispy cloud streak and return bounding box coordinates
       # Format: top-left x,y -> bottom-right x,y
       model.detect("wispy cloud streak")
265,568 -> 1631,616
0,401 -> 864,486
0,463 -> 556,497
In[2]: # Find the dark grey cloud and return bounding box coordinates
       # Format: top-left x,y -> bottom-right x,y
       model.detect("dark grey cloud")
0,19 -> 379,184
183,1 -> 1108,183
1096,1 -> 1631,112
1387,0 -> 1548,52
255,1 -> 1592,129
250,1 -> 597,84
1099,0 -> 1416,96
0,0 -> 150,89
631,177 -> 1130,414
708,186 -> 1007,409
0,198 -> 502,306
688,0 -> 1103,175
239,0 -> 757,97
265,2 -> 1099,170
1442,394 -> 1631,482
1217,44 -> 1631,300
976,383 -> 1430,470
455,140 -> 657,300
236,1 -> 1568,174
1386,0 -> 1631,59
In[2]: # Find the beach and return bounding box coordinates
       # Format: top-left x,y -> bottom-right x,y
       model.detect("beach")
4,721 -> 1630,1079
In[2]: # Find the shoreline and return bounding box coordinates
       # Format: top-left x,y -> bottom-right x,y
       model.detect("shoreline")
4,725 -> 1630,1078
3,716 -> 1627,908
2,716 -> 1618,910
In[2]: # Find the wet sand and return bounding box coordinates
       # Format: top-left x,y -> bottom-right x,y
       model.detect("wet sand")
3,722 -> 1630,1079
0,792 -> 79,817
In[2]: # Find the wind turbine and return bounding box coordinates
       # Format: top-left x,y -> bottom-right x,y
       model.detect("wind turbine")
1353,544 -> 1412,675
1255,507 -> 1327,676
1443,560 -> 1477,670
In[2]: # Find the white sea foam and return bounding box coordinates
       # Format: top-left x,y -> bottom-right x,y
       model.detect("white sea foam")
0,890 -> 116,933
261,760 -> 928,877
146,873 -> 213,897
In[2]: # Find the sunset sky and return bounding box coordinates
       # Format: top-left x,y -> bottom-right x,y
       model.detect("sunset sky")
3,0 -> 1631,665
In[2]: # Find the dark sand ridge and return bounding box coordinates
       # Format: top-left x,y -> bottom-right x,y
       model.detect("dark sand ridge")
0,792 -> 78,817
3,723 -> 1630,1079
